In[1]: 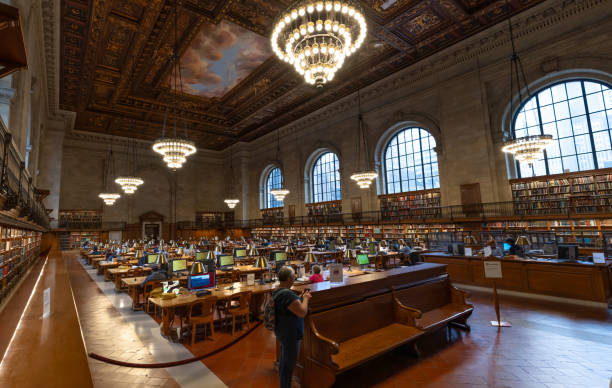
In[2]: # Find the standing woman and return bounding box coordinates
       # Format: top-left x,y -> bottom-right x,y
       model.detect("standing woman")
272,266 -> 311,388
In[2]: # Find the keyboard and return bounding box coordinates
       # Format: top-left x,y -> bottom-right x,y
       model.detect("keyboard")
219,267 -> 234,271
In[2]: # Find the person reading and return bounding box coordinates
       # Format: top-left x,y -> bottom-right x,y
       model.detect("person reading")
272,266 -> 311,388
308,265 -> 324,283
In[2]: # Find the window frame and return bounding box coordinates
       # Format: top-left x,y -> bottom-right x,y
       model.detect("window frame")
263,167 -> 283,209
311,151 -> 341,203
512,79 -> 612,178
382,127 -> 439,194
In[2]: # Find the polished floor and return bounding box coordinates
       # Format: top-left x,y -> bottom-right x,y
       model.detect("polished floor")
63,251 -> 612,388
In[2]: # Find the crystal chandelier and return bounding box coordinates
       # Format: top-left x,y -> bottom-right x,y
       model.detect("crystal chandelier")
224,199 -> 240,209
224,148 -> 240,209
153,1 -> 196,170
114,176 -> 144,194
270,129 -> 290,201
350,89 -> 377,189
99,139 -> 121,206
270,187 -> 290,201
501,10 -> 553,166
271,1 -> 367,87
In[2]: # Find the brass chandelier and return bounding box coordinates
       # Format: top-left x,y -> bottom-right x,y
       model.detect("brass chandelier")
99,139 -> 121,206
350,89 -> 377,189
116,131 -> 144,194
271,1 -> 367,87
270,129 -> 290,201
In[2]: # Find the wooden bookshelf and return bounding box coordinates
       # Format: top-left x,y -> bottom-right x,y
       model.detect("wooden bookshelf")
0,225 -> 42,303
261,207 -> 283,224
196,211 -> 223,226
379,189 -> 441,220
306,200 -> 342,222
58,210 -> 101,228
69,232 -> 100,249
510,168 -> 612,216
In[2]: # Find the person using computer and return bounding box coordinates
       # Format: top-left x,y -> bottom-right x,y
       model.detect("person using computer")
137,250 -> 150,266
105,249 -> 117,262
308,265 -> 324,283
505,238 -> 523,256
272,266 -> 311,388
141,265 -> 168,286
89,245 -> 100,255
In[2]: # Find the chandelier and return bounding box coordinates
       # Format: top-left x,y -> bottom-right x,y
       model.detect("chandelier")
114,176 -> 144,194
153,138 -> 196,169
270,187 -> 290,201
501,9 -> 553,166
224,199 -> 240,209
98,193 -> 120,206
270,129 -> 290,201
271,1 -> 367,87
153,1 -> 196,170
350,89 -> 377,189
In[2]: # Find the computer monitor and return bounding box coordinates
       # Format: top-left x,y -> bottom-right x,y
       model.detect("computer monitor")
234,248 -> 247,258
357,254 -> 369,266
171,259 -> 187,273
503,242 -> 512,252
219,255 -> 234,267
558,244 -> 578,261
147,254 -> 158,264
543,242 -> 556,255
448,243 -> 465,256
274,251 -> 287,262
195,251 -> 207,261
188,272 -> 216,291
368,242 -> 376,255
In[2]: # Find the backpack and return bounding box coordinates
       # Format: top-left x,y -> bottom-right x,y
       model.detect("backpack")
263,292 -> 277,331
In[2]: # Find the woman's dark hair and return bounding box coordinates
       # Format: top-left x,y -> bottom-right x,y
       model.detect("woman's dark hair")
312,265 -> 321,274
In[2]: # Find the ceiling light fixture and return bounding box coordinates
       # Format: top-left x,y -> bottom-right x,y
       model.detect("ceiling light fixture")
501,6 -> 553,166
350,88 -> 377,189
271,1 -> 367,87
116,127 -> 144,194
224,147 -> 240,209
99,138 -> 121,206
152,0 -> 196,170
270,128 -> 290,201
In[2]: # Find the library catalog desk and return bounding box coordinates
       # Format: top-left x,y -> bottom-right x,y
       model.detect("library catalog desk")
422,253 -> 611,304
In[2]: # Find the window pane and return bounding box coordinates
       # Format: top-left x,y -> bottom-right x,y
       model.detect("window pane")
593,131 -> 611,151
551,84 -> 567,102
559,137 -> 576,155
557,119 -> 572,138
568,97 -> 585,117
311,152 -> 341,202
562,155 -> 578,172
597,150 -> 612,169
590,111 -> 609,132
548,158 -> 563,174
554,101 -> 570,120
566,81 -> 583,99
586,92 -> 605,112
578,153 -> 595,171
584,81 -> 602,94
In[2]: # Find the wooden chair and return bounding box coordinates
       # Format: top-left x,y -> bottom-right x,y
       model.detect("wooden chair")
226,291 -> 252,336
187,297 -> 218,345
142,280 -> 163,314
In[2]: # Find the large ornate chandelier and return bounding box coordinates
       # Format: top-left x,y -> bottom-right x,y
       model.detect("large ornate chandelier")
351,171 -> 377,188
224,199 -> 240,209
271,1 -> 367,87
99,193 -> 120,206
502,135 -> 554,165
350,89 -> 377,189
115,176 -> 144,194
152,139 -> 196,169
99,140 -> 120,206
270,187 -> 290,201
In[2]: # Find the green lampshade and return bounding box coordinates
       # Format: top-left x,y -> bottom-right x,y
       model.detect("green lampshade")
190,260 -> 205,275
304,252 -> 316,263
254,256 -> 269,269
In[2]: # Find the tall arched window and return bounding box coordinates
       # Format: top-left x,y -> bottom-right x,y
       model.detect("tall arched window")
264,167 -> 283,208
513,80 -> 612,177
312,152 -> 341,202
383,127 -> 439,194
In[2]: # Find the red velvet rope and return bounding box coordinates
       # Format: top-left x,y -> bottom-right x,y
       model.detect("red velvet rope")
88,320 -> 263,368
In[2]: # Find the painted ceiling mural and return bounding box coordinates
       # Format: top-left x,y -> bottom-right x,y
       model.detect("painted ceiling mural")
59,0 -> 547,150
178,21 -> 271,98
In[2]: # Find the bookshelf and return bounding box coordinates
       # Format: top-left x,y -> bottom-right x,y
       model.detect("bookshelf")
196,211 -> 223,227
510,169 -> 612,216
0,226 -> 42,303
261,207 -> 284,224
69,231 -> 100,249
306,200 -> 342,223
58,210 -> 102,228
379,189 -> 441,220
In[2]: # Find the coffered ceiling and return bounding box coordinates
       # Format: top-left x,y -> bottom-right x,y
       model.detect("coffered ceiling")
60,0 -> 544,150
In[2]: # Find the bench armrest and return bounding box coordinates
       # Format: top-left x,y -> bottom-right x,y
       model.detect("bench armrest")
450,285 -> 473,307
309,319 -> 340,369
392,296 -> 422,327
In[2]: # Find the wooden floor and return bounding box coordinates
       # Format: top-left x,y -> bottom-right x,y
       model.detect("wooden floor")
4,251 -> 612,387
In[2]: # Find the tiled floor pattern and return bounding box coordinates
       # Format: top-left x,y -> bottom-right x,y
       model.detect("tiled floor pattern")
68,250 -> 612,388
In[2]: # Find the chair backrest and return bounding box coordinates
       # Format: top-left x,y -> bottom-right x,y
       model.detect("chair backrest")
231,291 -> 252,310
143,280 -> 163,294
189,296 -> 218,319
231,270 -> 240,283
394,278 -> 451,313
311,294 -> 395,344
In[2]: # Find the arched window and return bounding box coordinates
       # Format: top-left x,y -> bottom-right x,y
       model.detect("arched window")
383,127 -> 439,194
264,167 -> 283,208
513,80 -> 612,177
312,152 -> 341,202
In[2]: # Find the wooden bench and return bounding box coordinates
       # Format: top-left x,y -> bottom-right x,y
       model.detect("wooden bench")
304,292 -> 424,388
393,277 -> 473,343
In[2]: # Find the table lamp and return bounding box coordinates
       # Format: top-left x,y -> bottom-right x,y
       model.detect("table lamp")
304,252 -> 316,273
177,247 -> 184,256
135,249 -> 143,259
206,251 -> 215,260
285,245 -> 295,256
190,260 -> 205,275
248,246 -> 258,257
515,235 -> 530,257
464,235 -> 478,245
156,253 -> 168,270
254,256 -> 269,284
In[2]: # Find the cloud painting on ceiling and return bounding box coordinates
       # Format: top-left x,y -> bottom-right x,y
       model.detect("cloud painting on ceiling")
178,20 -> 271,98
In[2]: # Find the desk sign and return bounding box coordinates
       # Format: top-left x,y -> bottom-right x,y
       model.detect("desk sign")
329,264 -> 343,283
483,246 -> 492,257
464,247 -> 472,256
484,260 -> 502,279
593,252 -> 606,264
247,273 -> 255,286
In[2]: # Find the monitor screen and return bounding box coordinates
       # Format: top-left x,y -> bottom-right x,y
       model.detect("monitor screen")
329,240 -> 335,250
368,242 -> 376,255
220,255 -> 234,267
275,252 -> 287,261
234,249 -> 247,258
503,243 -> 511,252
147,254 -> 158,264
188,272 -> 215,290
195,251 -> 207,261
357,254 -> 369,266
172,259 -> 187,272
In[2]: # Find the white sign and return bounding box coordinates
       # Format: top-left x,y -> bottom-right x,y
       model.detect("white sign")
464,247 -> 472,256
483,246 -> 492,257
329,264 -> 344,283
484,260 -> 503,279
593,252 -> 606,264
43,288 -> 51,318
247,273 -> 255,286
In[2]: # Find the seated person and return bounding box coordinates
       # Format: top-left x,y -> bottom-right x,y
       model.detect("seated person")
141,265 -> 168,286
138,251 -> 150,266
153,246 -> 160,253
89,245 -> 100,255
105,250 -> 117,262
505,238 -> 523,256
309,265 -> 324,283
